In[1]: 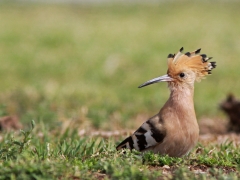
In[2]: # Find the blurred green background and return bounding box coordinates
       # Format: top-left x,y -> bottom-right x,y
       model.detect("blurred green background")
0,1 -> 240,130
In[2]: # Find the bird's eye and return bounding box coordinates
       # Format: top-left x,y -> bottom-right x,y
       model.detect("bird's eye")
179,73 -> 185,78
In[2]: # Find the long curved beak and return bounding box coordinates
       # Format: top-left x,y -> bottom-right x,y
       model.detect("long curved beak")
138,74 -> 174,88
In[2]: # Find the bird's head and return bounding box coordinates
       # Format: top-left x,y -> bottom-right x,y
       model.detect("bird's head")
138,47 -> 216,89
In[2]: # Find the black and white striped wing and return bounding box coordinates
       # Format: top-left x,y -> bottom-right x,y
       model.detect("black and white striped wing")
116,114 -> 166,151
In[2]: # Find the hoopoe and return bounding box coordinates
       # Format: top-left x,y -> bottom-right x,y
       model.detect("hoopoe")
116,47 -> 216,157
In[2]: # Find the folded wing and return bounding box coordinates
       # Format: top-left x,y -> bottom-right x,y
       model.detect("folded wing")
116,114 -> 166,151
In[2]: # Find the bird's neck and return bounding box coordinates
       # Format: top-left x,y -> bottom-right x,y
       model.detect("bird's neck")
168,83 -> 195,112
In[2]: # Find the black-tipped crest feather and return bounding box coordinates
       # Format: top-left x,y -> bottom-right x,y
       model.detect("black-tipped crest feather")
210,62 -> 217,68
180,47 -> 184,52
195,48 -> 201,54
185,52 -> 191,57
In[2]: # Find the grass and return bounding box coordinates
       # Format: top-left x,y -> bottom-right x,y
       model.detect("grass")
0,1 -> 240,179
0,121 -> 239,179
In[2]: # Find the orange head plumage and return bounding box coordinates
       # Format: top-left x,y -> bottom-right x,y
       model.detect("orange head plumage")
139,47 -> 216,88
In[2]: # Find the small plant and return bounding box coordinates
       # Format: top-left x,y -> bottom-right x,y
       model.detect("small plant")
0,120 -> 35,160
143,151 -> 183,166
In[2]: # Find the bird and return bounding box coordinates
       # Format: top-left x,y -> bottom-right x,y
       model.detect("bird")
116,47 -> 216,157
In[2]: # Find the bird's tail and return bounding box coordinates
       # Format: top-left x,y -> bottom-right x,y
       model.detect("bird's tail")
116,136 -> 134,150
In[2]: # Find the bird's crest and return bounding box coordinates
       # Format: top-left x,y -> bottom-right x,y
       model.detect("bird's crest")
167,47 -> 216,81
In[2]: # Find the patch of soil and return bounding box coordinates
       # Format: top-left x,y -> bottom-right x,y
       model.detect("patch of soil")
0,115 -> 22,131
199,117 -> 228,135
220,94 -> 240,132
